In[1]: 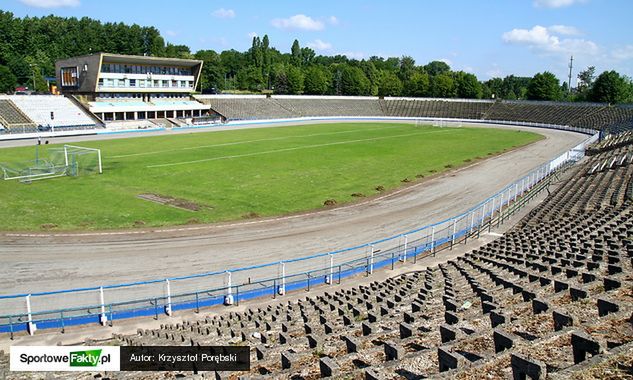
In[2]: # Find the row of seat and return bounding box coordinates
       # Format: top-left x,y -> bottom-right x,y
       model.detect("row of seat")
3,95 -> 96,130
197,97 -> 633,132
101,131 -> 631,379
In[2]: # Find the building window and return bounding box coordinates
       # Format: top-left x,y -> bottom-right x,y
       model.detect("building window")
98,78 -> 104,87
163,80 -> 169,87
60,67 -> 79,87
129,79 -> 136,87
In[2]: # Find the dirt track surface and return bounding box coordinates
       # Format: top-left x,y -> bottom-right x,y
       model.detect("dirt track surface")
0,122 -> 587,297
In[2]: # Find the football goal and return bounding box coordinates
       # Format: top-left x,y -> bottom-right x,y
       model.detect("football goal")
0,144 -> 102,183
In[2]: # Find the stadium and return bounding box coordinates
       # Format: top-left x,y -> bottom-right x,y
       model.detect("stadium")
1,2 -> 632,379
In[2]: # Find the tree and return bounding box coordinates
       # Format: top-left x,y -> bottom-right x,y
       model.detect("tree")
378,71 -> 402,97
484,77 -> 503,99
291,39 -> 301,66
164,43 -> 192,59
454,71 -> 482,99
398,56 -> 415,82
236,66 -> 264,92
424,60 -> 450,76
0,64 -> 16,92
339,65 -> 370,95
526,71 -> 561,101
404,70 -> 430,97
590,70 -> 631,104
303,66 -> 329,95
501,75 -> 530,99
300,47 -> 315,65
287,65 -> 304,94
429,72 -> 455,98
360,60 -> 379,96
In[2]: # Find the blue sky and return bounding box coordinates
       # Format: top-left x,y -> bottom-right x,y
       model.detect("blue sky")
4,0 -> 632,84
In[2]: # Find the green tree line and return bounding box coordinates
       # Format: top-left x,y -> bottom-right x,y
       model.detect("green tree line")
0,11 -> 631,103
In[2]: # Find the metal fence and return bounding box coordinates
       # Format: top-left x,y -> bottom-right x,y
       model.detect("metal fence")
0,126 -> 599,337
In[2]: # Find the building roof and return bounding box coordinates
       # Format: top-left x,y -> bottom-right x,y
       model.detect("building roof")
57,52 -> 202,67
101,53 -> 202,67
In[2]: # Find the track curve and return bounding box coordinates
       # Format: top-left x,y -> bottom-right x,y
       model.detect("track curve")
0,122 -> 587,296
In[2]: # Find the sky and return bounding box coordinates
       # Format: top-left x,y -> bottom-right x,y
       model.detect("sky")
3,0 -> 633,85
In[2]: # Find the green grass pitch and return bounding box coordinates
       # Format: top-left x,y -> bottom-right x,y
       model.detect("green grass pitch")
0,123 -> 542,231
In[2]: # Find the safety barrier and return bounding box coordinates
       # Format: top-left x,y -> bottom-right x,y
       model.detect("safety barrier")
0,122 -> 598,336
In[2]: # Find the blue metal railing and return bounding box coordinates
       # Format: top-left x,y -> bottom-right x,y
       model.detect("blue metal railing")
0,123 -> 598,336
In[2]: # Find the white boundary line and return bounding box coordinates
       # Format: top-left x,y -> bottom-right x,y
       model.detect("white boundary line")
110,125 -> 399,159
146,129 -> 454,168
2,148 -> 493,238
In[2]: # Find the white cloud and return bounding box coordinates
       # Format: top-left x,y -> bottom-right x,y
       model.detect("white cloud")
328,16 -> 339,25
533,0 -> 585,8
307,39 -> 332,51
547,25 -> 581,36
502,25 -> 598,56
19,0 -> 79,8
271,14 -> 324,31
164,30 -> 178,37
486,65 -> 503,78
439,58 -> 453,66
212,8 -> 235,19
248,32 -> 258,39
611,45 -> 633,61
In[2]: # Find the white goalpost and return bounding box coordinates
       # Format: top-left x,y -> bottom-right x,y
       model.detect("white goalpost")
63,145 -> 103,175
0,144 -> 103,183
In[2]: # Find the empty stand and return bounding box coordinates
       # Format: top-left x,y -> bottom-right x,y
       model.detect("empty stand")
0,98 -> 37,133
381,98 -> 494,120
8,95 -> 96,130
107,130 -> 632,379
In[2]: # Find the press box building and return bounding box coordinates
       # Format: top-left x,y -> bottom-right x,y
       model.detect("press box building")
55,53 -> 211,123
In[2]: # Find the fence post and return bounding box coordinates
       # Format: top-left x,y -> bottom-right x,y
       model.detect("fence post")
469,211 -> 475,242
326,254 -> 334,284
369,245 -> 374,274
514,183 -> 518,202
478,202 -> 485,238
402,234 -> 408,262
488,196 -> 496,233
498,192 -> 504,227
431,226 -> 436,256
99,286 -> 108,325
450,218 -> 457,249
25,294 -> 36,336
278,261 -> 286,295
164,279 -> 172,316
224,271 -> 234,305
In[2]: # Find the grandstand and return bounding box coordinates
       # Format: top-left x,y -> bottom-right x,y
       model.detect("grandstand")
380,98 -> 494,120
192,95 -> 633,134
274,95 -> 385,117
7,95 -> 96,131
106,134 -> 631,379
0,97 -> 37,133
2,89 -> 632,137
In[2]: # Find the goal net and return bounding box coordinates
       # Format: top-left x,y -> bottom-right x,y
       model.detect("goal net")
0,144 -> 102,183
